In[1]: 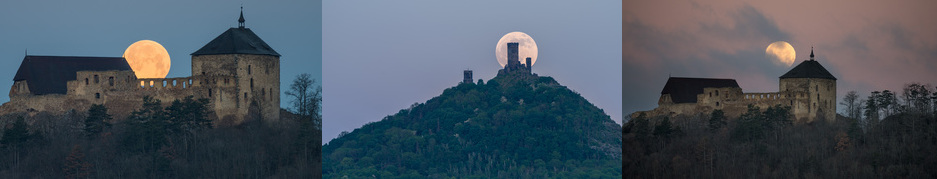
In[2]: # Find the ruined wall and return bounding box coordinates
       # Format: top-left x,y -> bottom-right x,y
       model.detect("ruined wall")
697,87 -> 743,110
780,78 -> 836,123
637,79 -> 836,125
192,54 -> 280,124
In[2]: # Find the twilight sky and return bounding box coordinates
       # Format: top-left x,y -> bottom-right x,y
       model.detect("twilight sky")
0,0 -> 322,108
324,0 -> 622,143
623,0 -> 937,119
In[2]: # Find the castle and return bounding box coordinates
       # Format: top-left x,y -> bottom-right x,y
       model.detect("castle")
0,9 -> 280,125
636,49 -> 837,124
462,42 -> 534,84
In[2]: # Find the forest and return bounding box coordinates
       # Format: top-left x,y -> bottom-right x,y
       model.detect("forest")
323,71 -> 622,178
623,82 -> 937,178
0,74 -> 322,178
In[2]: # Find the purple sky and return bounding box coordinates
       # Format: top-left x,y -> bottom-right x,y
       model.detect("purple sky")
323,0 -> 622,143
623,0 -> 937,118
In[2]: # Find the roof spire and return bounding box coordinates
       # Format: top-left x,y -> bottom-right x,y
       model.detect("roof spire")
238,6 -> 245,28
810,46 -> 815,61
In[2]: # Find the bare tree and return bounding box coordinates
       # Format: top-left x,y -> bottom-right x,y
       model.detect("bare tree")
841,91 -> 860,119
285,73 -> 322,124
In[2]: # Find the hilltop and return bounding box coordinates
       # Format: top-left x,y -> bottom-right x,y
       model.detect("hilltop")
323,70 -> 622,178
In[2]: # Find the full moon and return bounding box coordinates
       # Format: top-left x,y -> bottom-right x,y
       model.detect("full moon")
766,41 -> 795,67
123,40 -> 171,78
495,32 -> 538,67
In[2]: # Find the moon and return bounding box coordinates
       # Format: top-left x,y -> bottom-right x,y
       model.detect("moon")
495,32 -> 538,67
123,40 -> 171,78
766,41 -> 796,67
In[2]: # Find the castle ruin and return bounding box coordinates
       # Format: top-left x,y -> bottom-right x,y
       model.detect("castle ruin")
0,9 -> 280,125
636,49 -> 837,124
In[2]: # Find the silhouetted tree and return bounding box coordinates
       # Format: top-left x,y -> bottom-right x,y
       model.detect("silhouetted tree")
164,96 -> 212,133
841,91 -> 860,119
732,105 -> 766,142
83,104 -> 111,138
654,117 -> 673,139
709,110 -> 727,131
902,83 -> 932,115
63,145 -> 91,179
123,96 -> 169,153
285,73 -> 321,124
1,116 -> 32,147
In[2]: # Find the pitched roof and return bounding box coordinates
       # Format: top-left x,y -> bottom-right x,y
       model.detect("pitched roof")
13,55 -> 132,95
661,77 -> 740,103
779,60 -> 836,80
191,27 -> 280,57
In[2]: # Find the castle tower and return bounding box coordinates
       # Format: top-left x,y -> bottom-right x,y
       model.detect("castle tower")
506,42 -> 520,72
191,8 -> 281,124
525,57 -> 532,71
463,70 -> 473,84
779,47 -> 836,123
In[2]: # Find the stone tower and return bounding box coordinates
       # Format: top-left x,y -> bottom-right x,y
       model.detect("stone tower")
505,42 -> 521,72
463,70 -> 473,84
779,48 -> 836,123
526,57 -> 532,71
190,8 -> 280,124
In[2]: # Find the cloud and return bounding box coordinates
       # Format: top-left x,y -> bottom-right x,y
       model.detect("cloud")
622,3 -> 792,115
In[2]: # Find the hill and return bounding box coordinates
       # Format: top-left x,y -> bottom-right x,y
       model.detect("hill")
322,70 -> 622,178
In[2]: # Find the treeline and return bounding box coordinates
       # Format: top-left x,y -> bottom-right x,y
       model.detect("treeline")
324,73 -> 622,178
622,82 -> 937,178
0,74 -> 322,178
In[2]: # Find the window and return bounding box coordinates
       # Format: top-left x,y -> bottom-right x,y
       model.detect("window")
94,75 -> 99,84
248,65 -> 251,74
815,85 -> 818,91
244,92 -> 247,99
790,100 -> 793,106
716,102 -> 720,106
715,90 -> 719,96
250,78 -> 254,89
85,78 -> 89,85
709,92 -> 712,97
208,89 -> 212,97
108,77 -> 114,86
95,93 -> 100,99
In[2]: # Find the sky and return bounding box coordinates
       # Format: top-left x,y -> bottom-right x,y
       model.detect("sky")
622,0 -> 937,120
323,0 -> 622,143
0,0 -> 322,109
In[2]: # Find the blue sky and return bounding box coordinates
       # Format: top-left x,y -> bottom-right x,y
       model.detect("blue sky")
0,0 -> 322,108
323,0 -> 622,143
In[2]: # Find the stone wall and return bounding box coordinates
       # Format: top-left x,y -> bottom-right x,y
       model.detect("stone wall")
1,53 -> 283,126
637,78 -> 836,124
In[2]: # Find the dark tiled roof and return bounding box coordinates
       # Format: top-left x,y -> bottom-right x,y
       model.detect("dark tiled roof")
779,60 -> 836,80
13,55 -> 132,95
661,77 -> 740,103
191,27 -> 280,57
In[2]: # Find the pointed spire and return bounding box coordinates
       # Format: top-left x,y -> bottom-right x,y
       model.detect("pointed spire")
809,46 -> 815,61
238,6 -> 246,28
